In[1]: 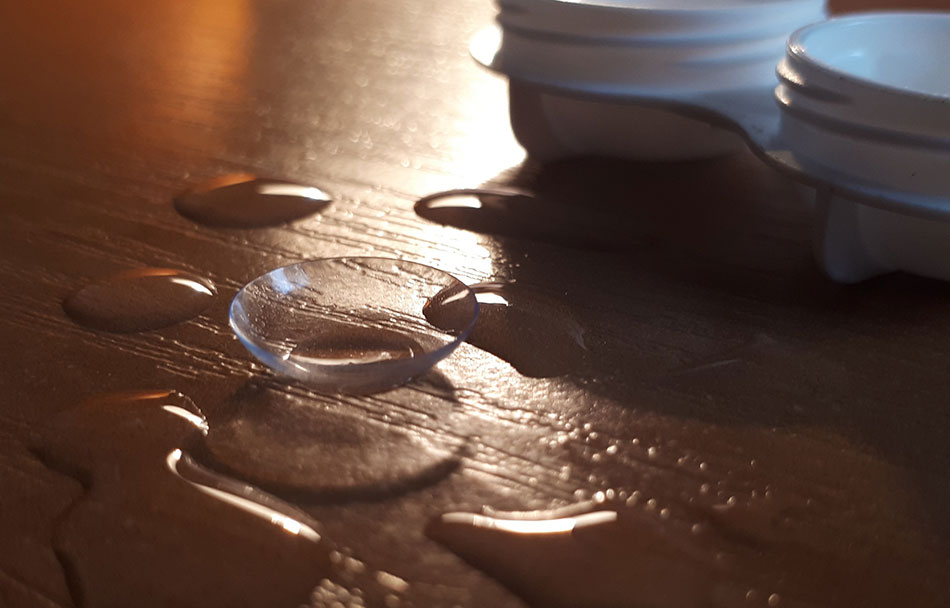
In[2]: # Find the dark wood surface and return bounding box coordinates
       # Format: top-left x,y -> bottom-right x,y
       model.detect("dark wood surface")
2,0 -> 950,606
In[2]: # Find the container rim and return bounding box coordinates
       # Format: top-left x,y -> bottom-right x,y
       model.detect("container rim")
786,11 -> 950,103
499,0 -> 823,14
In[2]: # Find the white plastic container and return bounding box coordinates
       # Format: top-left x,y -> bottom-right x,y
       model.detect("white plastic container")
472,0 -> 828,160
472,6 -> 950,283
775,13 -> 950,282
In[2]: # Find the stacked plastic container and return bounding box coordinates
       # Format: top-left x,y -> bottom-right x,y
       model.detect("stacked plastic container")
472,2 -> 950,283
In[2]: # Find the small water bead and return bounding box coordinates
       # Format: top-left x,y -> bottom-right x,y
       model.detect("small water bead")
230,258 -> 478,393
175,173 -> 332,228
63,268 -> 215,332
306,579 -> 368,608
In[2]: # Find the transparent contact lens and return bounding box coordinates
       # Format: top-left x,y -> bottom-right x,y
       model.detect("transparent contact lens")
229,258 -> 478,393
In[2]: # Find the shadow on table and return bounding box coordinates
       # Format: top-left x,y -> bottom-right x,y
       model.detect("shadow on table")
415,150 -> 950,548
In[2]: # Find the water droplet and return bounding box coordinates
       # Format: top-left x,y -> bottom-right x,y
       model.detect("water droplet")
432,490 -> 950,608
426,502 -> 717,608
63,268 -> 215,333
200,385 -> 462,499
32,391 -> 334,607
230,258 -> 478,393
307,579 -> 368,608
33,391 -> 415,607
414,188 -> 631,251
175,173 -> 332,227
443,282 -> 586,378
375,571 -> 410,594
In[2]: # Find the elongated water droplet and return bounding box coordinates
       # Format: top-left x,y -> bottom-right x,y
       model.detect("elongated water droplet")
430,493 -> 949,608
175,173 -> 332,228
33,391 -> 333,608
63,268 -> 215,333
427,501 -> 717,608
414,188 -> 631,250
34,390 -> 416,607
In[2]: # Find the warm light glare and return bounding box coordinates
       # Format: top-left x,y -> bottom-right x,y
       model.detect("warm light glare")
446,65 -> 525,181
442,510 -> 618,534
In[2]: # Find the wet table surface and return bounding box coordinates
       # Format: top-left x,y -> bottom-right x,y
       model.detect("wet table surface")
3,0 -> 950,607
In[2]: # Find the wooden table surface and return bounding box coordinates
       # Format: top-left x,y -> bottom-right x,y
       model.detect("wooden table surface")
3,0 -> 950,606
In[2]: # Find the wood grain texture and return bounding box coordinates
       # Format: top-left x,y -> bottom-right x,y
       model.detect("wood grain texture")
2,0 -> 950,606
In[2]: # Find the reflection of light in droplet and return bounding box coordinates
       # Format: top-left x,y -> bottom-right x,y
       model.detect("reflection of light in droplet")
427,195 -> 483,210
439,289 -> 477,307
168,277 -> 216,297
255,183 -> 330,200
440,510 -> 617,534
166,449 -> 321,542
161,405 -> 209,433
376,571 -> 410,593
278,517 -> 302,535
476,292 -> 510,306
